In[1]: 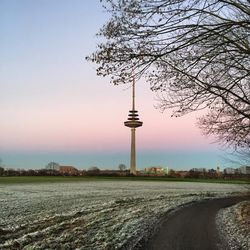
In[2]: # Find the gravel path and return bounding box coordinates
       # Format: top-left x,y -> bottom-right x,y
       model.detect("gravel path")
141,196 -> 250,250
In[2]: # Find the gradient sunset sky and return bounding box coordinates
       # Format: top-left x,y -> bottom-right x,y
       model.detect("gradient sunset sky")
0,0 -> 237,170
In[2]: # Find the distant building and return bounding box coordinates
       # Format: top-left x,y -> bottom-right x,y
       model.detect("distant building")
59,166 -> 78,175
190,168 -> 207,173
224,167 -> 236,174
144,166 -> 169,175
239,166 -> 250,175
175,171 -> 188,178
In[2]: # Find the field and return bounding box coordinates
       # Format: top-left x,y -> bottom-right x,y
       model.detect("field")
1,176 -> 249,184
0,177 -> 249,249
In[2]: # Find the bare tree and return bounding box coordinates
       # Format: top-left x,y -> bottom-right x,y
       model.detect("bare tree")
0,158 -> 4,176
46,162 -> 60,171
88,0 -> 250,149
87,166 -> 100,176
88,166 -> 100,172
118,163 -> 127,171
0,158 -> 3,167
223,147 -> 250,166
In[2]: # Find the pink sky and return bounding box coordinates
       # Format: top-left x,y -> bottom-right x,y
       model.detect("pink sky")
0,77 -> 216,152
0,0 -> 231,169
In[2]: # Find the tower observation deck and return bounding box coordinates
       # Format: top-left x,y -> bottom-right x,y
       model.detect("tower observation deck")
124,78 -> 143,175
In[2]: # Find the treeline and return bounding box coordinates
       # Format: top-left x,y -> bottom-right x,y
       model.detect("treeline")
0,167 -> 249,180
0,168 -> 67,176
0,167 -> 130,177
179,169 -> 250,180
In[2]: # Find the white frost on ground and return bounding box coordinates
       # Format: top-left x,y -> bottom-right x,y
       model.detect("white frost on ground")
216,200 -> 250,250
0,181 -> 248,250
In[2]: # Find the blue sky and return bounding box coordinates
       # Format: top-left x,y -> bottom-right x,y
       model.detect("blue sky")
0,0 -> 238,170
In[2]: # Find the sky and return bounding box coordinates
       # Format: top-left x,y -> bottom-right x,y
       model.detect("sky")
0,0 -> 238,170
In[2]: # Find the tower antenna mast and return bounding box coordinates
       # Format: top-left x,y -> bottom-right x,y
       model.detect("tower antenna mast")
124,75 -> 143,175
132,76 -> 135,111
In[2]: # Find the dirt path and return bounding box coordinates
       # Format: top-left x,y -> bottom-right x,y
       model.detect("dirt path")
142,196 -> 250,250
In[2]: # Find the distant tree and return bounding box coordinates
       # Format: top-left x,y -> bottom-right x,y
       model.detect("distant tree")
46,162 -> 60,171
88,0 -> 250,150
26,169 -> 36,176
5,168 -> 16,176
0,158 -> 5,176
88,166 -> 100,173
0,158 -> 3,167
207,169 -> 218,179
38,169 -> 49,176
188,170 -> 200,179
0,167 -> 4,176
118,163 -> 127,171
168,169 -> 176,178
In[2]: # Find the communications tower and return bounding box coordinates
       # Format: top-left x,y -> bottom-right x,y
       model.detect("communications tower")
124,78 -> 143,175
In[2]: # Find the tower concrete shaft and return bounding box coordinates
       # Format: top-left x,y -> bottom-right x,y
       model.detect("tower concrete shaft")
130,128 -> 136,175
124,77 -> 143,175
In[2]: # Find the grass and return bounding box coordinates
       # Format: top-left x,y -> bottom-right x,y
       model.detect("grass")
0,175 -> 249,185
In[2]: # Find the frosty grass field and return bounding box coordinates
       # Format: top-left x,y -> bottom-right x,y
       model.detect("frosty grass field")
0,179 -> 249,250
